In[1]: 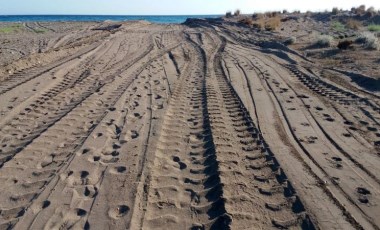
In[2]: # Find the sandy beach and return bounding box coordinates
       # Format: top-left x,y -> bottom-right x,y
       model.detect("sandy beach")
0,14 -> 379,230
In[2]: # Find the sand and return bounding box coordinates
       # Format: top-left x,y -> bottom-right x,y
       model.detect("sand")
0,17 -> 379,230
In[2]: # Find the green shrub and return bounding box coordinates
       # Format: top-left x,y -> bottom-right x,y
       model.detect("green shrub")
368,24 -> 380,32
316,35 -> 333,47
0,24 -> 22,33
331,21 -> 345,32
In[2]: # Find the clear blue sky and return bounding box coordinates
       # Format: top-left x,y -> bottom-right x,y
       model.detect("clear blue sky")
1,0 -> 380,15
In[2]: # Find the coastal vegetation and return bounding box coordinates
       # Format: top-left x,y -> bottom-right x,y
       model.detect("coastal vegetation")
368,24 -> 380,32
0,24 -> 22,33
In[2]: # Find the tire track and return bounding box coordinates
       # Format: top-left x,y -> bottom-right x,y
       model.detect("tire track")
226,46 -> 379,229
222,44 -> 356,229
0,34 -> 157,168
16,53 -> 169,230
134,34 -> 228,229
0,31 -> 181,228
207,35 -> 314,229
0,42 -> 101,96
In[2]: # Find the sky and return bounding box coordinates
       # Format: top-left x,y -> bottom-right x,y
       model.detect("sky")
1,0 -> 380,15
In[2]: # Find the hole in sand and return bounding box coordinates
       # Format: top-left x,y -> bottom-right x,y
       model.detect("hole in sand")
42,200 -> 51,209
76,208 -> 87,217
331,157 -> 342,162
368,127 -> 377,132
357,187 -> 371,195
109,205 -> 129,219
111,151 -> 119,157
116,166 -> 127,173
359,197 -> 369,203
82,149 -> 90,154
173,156 -> 180,162
80,171 -> 89,179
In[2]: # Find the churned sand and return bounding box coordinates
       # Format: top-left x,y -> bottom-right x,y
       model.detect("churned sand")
0,17 -> 379,230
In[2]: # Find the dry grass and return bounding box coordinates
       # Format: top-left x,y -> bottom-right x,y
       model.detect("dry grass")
355,32 -> 379,50
346,19 -> 362,30
250,13 -> 281,31
315,35 -> 333,47
253,19 -> 265,30
239,17 -> 254,26
265,16 -> 281,31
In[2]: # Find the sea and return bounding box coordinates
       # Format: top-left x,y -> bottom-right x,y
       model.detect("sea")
0,15 -> 221,24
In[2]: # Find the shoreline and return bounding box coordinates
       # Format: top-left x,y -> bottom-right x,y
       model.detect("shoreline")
0,15 -> 222,24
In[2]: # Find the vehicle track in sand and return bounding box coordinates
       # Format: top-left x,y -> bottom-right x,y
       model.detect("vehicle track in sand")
0,20 -> 379,230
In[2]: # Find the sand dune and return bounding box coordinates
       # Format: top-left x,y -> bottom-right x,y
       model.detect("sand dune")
0,18 -> 379,230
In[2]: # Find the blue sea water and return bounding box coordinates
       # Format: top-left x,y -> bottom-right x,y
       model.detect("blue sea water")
0,15 -> 221,24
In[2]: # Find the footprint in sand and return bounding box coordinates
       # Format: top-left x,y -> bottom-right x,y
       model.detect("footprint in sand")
66,170 -> 92,186
83,185 -> 98,198
108,205 -> 129,219
331,157 -> 343,168
41,200 -> 51,209
367,127 -> 377,132
110,166 -> 127,174
315,106 -> 323,111
77,148 -> 91,156
76,208 -> 87,217
342,133 -> 352,138
91,156 -> 101,162
357,187 -> 371,203
130,113 -> 142,119
125,130 -> 139,140
154,104 -> 164,110
100,156 -> 119,164
155,94 -> 162,99
105,119 -> 115,126
173,156 -> 187,170
93,132 -> 103,138
359,120 -> 369,126
344,120 -> 354,125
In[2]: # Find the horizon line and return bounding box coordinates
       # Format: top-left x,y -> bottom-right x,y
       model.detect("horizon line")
0,14 -> 223,16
